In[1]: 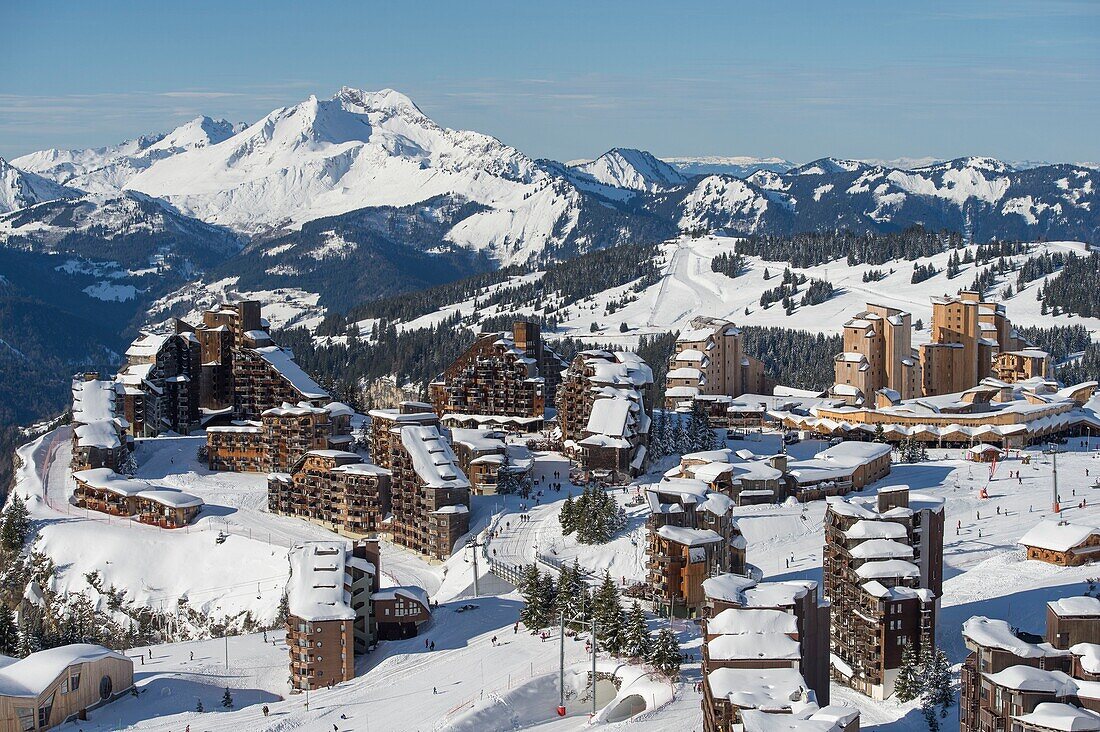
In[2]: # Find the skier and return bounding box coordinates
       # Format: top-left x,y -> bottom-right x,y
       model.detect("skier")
262,706 -> 269,717
430,641 -> 436,651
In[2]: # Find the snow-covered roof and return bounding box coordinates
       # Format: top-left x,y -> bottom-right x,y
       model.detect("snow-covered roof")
843,520 -> 908,541
743,581 -> 817,609
708,607 -> 799,636
667,366 -> 703,381
742,706 -> 860,732
706,667 -> 815,712
448,427 -> 506,452
1049,596 -> 1100,618
1073,644 -> 1100,674
371,585 -> 430,609
962,616 -> 1069,658
702,573 -> 759,604
1013,703 -> 1100,732
0,644 -> 130,697
136,489 -> 204,509
125,332 -> 169,359
331,462 -> 391,477
854,559 -> 920,580
251,346 -> 329,399
71,378 -> 117,424
1020,521 -> 1100,553
673,348 -> 707,363
985,665 -> 1071,693
849,539 -> 914,560
72,468 -> 148,497
287,541 -> 355,622
656,525 -> 723,547
400,425 -> 470,489
708,632 -> 801,661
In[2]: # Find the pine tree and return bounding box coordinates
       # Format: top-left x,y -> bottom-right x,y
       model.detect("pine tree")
16,623 -> 41,658
622,602 -> 651,659
276,591 -> 290,625
560,495 -> 576,535
221,687 -> 234,709
592,572 -> 625,653
893,641 -> 920,702
196,698 -> 204,713
925,648 -> 954,717
649,627 -> 682,678
1,493 -> 30,551
920,694 -> 940,732
0,605 -> 17,655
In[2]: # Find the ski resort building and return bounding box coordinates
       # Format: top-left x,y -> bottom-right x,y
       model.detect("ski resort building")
172,301 -> 329,420
645,479 -> 746,615
372,585 -> 432,640
267,450 -> 391,538
366,403 -> 439,469
375,419 -> 471,560
823,486 -> 945,700
115,331 -> 201,437
779,378 -> 1099,449
668,442 -> 891,505
206,401 -> 354,473
919,291 -> 1029,397
995,349 -> 1053,384
73,468 -> 204,528
70,374 -> 130,473
1019,520 -> 1100,567
428,320 -> 564,427
0,644 -> 134,731
960,596 -> 1100,732
829,303 -> 921,406
664,317 -> 768,411
286,540 -> 379,691
448,427 -> 532,496
700,574 -> 837,730
557,350 -> 653,480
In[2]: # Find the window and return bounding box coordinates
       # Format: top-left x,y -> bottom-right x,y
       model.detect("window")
38,693 -> 55,728
316,641 -> 322,647
70,670 -> 81,691
16,707 -> 34,732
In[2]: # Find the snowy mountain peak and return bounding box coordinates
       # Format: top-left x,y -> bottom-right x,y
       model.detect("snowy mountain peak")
570,148 -> 687,192
151,116 -> 242,152
919,156 -> 1014,174
335,86 -> 424,117
790,157 -> 871,176
0,157 -> 81,214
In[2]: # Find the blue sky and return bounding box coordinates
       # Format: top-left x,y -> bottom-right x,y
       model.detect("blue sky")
1,1 -> 1097,163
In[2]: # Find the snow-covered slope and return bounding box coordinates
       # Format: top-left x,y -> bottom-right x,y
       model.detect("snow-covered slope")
12,116 -> 242,193
570,148 -> 687,192
352,235 -> 1100,347
0,157 -> 80,213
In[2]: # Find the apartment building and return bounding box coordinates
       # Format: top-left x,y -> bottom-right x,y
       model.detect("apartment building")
364,404 -> 475,559
920,291 -> 1027,396
960,595 -> 1100,732
824,485 -> 945,700
70,374 -> 130,473
665,317 -> 768,410
700,573 -> 836,730
669,442 -> 892,506
645,479 -> 746,616
285,540 -> 378,691
995,349 -> 1053,384
557,350 -> 653,479
429,320 -> 564,425
116,331 -> 201,437
830,303 -> 921,406
206,401 -> 354,473
449,427 -> 532,496
367,403 -> 439,469
267,450 -> 391,537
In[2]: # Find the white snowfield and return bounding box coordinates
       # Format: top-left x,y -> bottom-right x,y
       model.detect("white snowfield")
12,424 -> 1100,729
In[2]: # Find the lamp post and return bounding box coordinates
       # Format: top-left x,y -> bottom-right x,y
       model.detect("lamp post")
1043,443 -> 1062,513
